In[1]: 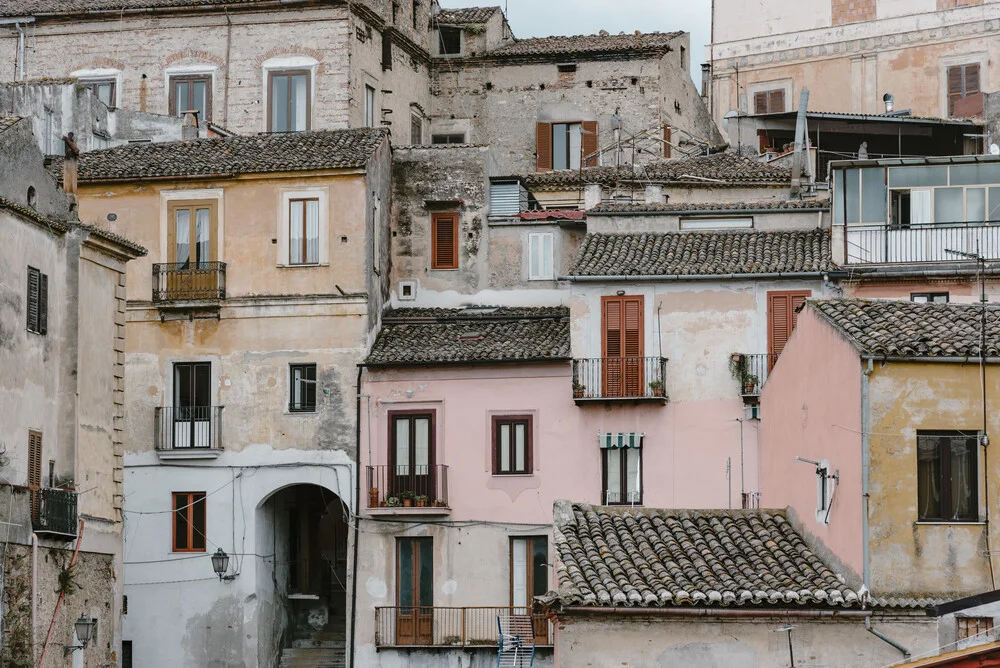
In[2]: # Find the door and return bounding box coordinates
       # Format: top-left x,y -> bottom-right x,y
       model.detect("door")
389,413 -> 434,501
602,296 -> 644,397
173,363 -> 212,448
167,201 -> 218,298
767,290 -> 811,369
396,537 -> 433,645
28,430 -> 42,522
510,536 -> 549,644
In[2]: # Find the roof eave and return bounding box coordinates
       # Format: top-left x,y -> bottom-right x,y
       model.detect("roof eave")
563,271 -> 839,282
364,357 -> 572,369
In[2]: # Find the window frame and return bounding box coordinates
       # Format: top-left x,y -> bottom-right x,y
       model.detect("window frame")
277,188 -> 328,267
287,197 -> 321,265
80,78 -> 117,107
365,85 -> 376,128
267,69 -> 312,133
753,88 -> 786,115
167,199 -> 220,266
431,133 -> 466,145
551,121 -> 582,171
947,62 -> 982,118
26,265 -> 48,335
492,415 -> 533,475
527,232 -> 555,280
917,430 -> 979,523
509,536 -> 548,607
601,445 -> 642,506
168,73 -> 213,121
289,363 -> 317,413
438,26 -> 463,56
911,292 -> 950,304
410,112 -> 423,145
172,491 -> 207,552
430,211 -> 459,270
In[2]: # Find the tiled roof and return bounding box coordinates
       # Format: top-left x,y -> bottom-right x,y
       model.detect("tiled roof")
434,5 -> 499,24
366,307 -> 570,366
0,116 -> 22,133
809,298 -> 1000,359
519,152 -> 791,190
543,502 -> 862,609
54,128 -> 386,182
570,229 -> 833,277
0,196 -> 146,256
589,200 -> 829,214
0,0 -> 273,15
487,31 -> 683,58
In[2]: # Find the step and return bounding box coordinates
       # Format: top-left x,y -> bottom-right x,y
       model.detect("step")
291,638 -> 345,649
278,648 -> 346,668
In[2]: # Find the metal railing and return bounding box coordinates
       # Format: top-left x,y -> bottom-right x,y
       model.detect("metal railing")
730,353 -> 776,397
366,465 -> 449,508
155,406 -> 224,451
152,262 -> 226,301
572,357 -> 667,400
845,223 -> 1000,264
374,606 -> 552,647
33,488 -> 78,537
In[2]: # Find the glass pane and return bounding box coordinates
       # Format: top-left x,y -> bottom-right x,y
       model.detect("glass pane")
414,418 -> 430,470
511,538 -> 527,606
289,201 -> 304,264
398,540 -> 414,607
833,169 -> 845,225
917,435 -> 941,519
292,74 -> 308,131
950,163 -> 1000,186
888,166 -> 949,188
912,190 -> 932,225
530,236 -> 540,278
605,450 -> 621,502
568,123 -> 582,170
193,81 -> 207,119
950,437 -> 976,520
394,419 -> 410,471
552,124 -> 567,170
291,366 -> 303,406
174,496 -> 188,550
191,495 -> 206,549
934,188 -> 964,225
514,423 -> 526,471
990,188 -> 1000,222
174,81 -> 188,116
861,168 -> 887,224
304,365 -> 316,408
175,209 -> 191,267
543,234 -> 553,278
195,208 -> 210,266
305,199 -> 319,263
96,83 -> 112,106
175,364 -> 192,408
845,169 -> 860,224
418,539 -> 433,606
271,75 -> 288,132
968,188 -> 986,223
500,424 -> 510,472
193,363 -> 211,408
532,539 -> 548,597
626,448 -> 641,502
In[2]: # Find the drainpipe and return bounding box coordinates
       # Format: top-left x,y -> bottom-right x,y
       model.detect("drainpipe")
31,532 -> 38,659
861,359 -> 873,587
866,617 -> 910,660
347,366 -> 363,668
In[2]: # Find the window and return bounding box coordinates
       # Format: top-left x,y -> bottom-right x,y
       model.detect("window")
767,290 -> 810,362
173,362 -> 212,448
493,416 -> 532,475
431,133 -> 466,145
438,27 -> 462,55
663,125 -> 671,159
948,63 -> 982,118
510,536 -> 548,610
889,189 -> 932,228
289,364 -> 317,412
167,199 -> 218,293
382,31 -> 393,71
918,431 -> 978,522
410,112 -> 422,145
288,198 -> 320,265
431,212 -> 459,269
169,74 -> 212,122
911,292 -> 949,303
602,295 -> 644,397
958,617 -> 993,642
122,641 -> 132,668
365,85 -> 376,128
557,63 -> 577,74
26,266 -> 48,335
602,439 -> 642,505
172,491 -> 207,551
753,89 -> 785,115
389,412 -> 435,499
28,430 -> 42,521
528,233 -> 554,280
269,70 -> 310,132
396,537 -> 433,645
535,121 -> 598,172
81,79 -> 116,107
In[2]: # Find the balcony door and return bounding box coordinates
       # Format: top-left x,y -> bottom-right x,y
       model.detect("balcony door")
389,412 -> 434,500
167,200 -> 218,299
173,362 -> 212,448
396,537 -> 433,645
601,295 -> 644,397
510,536 -> 549,644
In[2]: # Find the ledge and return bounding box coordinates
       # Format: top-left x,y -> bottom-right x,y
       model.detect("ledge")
366,506 -> 452,517
156,448 -> 223,460
574,396 -> 668,406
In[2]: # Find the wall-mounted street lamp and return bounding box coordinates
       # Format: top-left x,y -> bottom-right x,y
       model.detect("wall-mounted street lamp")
64,612 -> 95,655
211,548 -> 230,581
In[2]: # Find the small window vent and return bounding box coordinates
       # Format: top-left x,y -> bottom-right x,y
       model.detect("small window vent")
398,280 -> 417,301
557,63 -> 577,73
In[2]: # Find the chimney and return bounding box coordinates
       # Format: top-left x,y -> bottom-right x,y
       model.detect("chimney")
701,63 -> 711,98
62,132 -> 80,198
883,93 -> 894,113
181,111 -> 200,140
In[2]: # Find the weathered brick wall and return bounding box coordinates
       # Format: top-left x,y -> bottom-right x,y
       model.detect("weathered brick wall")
832,0 -> 876,25
938,0 -> 984,8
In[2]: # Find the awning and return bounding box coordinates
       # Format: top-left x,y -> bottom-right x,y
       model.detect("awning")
601,432 -> 643,449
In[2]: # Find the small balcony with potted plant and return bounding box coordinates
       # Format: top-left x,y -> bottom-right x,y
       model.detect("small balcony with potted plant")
366,465 -> 450,516
571,356 -> 668,405
729,353 -> 775,403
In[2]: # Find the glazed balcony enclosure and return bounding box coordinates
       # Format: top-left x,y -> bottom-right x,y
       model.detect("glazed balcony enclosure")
572,356 -> 668,404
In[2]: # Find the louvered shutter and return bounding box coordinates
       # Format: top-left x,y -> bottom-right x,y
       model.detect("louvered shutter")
754,92 -> 768,115
581,120 -> 599,167
948,66 -> 964,117
603,298 -> 623,397
535,122 -> 553,172
28,431 -> 42,521
966,64 -> 981,94
768,290 -> 811,364
38,272 -> 48,335
623,297 -> 643,396
768,89 -> 785,114
432,213 -> 457,269
602,296 -> 644,397
26,266 -> 39,333
663,125 -> 672,159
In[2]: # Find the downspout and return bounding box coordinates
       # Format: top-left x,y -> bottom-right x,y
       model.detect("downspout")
348,365 -> 362,668
861,359 -> 873,587
223,7 -> 232,127
866,617 -> 910,660
31,532 -> 38,659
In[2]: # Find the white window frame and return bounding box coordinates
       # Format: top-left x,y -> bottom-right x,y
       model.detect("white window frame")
527,232 -> 554,280
939,52 -> 987,119
365,85 -> 376,128
680,217 -> 753,230
158,190 -> 225,264
277,188 -> 329,267
71,67 -> 123,108
261,56 -> 318,133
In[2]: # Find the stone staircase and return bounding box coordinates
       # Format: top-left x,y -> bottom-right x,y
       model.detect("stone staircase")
277,628 -> 347,668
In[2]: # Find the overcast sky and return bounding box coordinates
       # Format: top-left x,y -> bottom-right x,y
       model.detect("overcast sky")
439,0 -> 712,83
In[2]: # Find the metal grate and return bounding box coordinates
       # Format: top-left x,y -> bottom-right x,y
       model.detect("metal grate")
33,488 -> 78,537
152,262 -> 226,302
155,406 -> 224,451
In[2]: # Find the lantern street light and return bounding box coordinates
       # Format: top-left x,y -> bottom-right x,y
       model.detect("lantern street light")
211,548 -> 230,581
64,612 -> 95,655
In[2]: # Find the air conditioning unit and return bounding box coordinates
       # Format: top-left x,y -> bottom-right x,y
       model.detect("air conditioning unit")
398,280 -> 417,301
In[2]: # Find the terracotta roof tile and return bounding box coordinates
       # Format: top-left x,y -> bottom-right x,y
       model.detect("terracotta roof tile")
589,200 -> 829,214
434,6 -> 499,24
0,116 -> 22,133
570,229 -> 834,277
0,196 -> 146,256
487,31 -> 682,58
0,0 -> 272,15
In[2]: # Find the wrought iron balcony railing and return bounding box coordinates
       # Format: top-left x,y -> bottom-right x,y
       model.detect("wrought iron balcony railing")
33,488 -> 78,538
152,262 -> 226,302
366,465 -> 448,509
374,606 -> 552,647
155,406 -> 224,451
729,353 -> 776,397
572,357 -> 667,401
845,222 -> 1000,265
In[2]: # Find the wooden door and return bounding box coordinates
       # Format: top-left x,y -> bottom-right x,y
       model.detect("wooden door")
27,431 -> 42,522
510,536 -> 549,644
173,363 -> 212,448
389,413 -> 434,501
396,537 -> 433,645
767,290 -> 811,369
602,296 -> 644,397
167,201 -> 218,298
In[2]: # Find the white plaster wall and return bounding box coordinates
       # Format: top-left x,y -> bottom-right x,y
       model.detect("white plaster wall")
712,0 -> 833,44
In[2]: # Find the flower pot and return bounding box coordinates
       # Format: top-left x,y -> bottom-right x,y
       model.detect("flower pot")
744,382 -> 757,394
403,499 -> 412,507
368,488 -> 379,508
650,387 -> 663,397
416,500 -> 426,507
573,389 -> 584,399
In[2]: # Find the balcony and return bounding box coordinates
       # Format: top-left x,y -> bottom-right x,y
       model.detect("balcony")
152,262 -> 226,306
366,465 -> 450,515
572,357 -> 668,404
374,606 -> 552,648
845,223 -> 1000,265
155,406 -> 224,459
730,353 -> 775,401
33,488 -> 78,538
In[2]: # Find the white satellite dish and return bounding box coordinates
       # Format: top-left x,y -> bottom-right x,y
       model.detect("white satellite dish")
990,143 -> 1000,156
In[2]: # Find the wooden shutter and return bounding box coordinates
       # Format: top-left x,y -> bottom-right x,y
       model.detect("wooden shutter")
663,125 -> 671,159
602,295 -> 644,396
26,266 -> 39,332
535,122 -> 552,172
431,213 -> 458,269
768,290 -> 811,361
382,31 -> 393,71
966,63 -> 981,95
954,64 -> 983,117
768,89 -> 785,114
581,120 -> 599,167
38,272 -> 48,335
754,92 -> 768,115
948,66 -> 964,117
28,431 -> 42,521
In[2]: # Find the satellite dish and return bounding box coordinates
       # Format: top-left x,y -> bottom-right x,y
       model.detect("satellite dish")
990,144 -> 1000,156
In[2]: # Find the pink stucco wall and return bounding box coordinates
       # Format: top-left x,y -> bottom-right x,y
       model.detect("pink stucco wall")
760,307 -> 865,579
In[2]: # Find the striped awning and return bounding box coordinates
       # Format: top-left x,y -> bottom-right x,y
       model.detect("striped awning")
600,432 -> 643,449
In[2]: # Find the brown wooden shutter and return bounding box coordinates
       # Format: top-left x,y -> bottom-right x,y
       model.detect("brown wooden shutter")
26,266 -> 39,332
382,31 -> 393,71
966,63 -> 981,94
535,122 -> 552,172
768,89 -> 785,114
38,272 -> 48,335
28,430 -> 42,521
754,92 -> 768,115
581,120 -> 599,167
431,213 -> 458,269
768,290 -> 811,361
948,66 -> 964,117
663,125 -> 671,159
602,295 -> 644,396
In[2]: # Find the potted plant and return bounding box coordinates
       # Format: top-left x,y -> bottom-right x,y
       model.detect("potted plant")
415,494 -> 428,508
743,374 -> 759,394
368,487 -> 379,508
648,379 -> 663,397
385,496 -> 401,507
400,490 -> 415,507
572,380 -> 586,399
433,498 -> 447,508
729,353 -> 747,381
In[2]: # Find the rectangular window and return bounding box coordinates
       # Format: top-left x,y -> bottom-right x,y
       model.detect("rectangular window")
122,641 -> 132,668
269,70 -> 310,132
753,89 -> 785,115
552,122 -> 581,171
289,364 -> 317,412
493,416 -> 532,475
431,212 -> 459,269
911,292 -> 949,303
918,431 -> 978,522
82,79 -> 116,107
172,362 -> 212,448
528,232 -> 554,280
537,121 -> 597,171
288,198 -> 320,265
169,74 -> 212,122
958,617 -> 993,641
767,290 -> 810,362
431,133 -> 466,145
172,491 -> 207,551
168,200 -> 218,267
26,266 -> 48,335
390,412 -> 435,499
396,537 -> 433,645
438,27 -> 462,55
365,85 -> 376,128
510,536 -> 548,607
948,63 -> 982,118
602,445 -> 642,505
410,113 -> 422,145
602,295 -> 644,397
